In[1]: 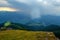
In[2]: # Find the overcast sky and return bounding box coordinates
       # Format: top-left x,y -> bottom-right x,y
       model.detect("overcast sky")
0,0 -> 60,19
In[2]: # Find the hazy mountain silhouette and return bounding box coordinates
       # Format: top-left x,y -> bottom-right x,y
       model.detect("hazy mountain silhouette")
41,15 -> 60,25
0,11 -> 31,24
27,15 -> 60,25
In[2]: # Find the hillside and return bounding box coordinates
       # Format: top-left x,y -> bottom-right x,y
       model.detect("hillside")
0,30 -> 58,40
0,21 -> 60,39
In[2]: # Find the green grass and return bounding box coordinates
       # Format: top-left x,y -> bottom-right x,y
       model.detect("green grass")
0,30 -> 57,40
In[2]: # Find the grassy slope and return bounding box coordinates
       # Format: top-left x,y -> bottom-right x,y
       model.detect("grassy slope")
0,30 -> 57,40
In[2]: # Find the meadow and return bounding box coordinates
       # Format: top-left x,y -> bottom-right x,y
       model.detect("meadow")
0,30 -> 58,40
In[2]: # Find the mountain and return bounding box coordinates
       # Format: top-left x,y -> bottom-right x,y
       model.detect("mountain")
0,21 -> 60,38
0,21 -> 42,31
0,11 -> 31,24
27,15 -> 60,25
26,22 -> 45,31
1,22 -> 60,38
44,25 -> 60,31
26,15 -> 60,31
0,21 -> 30,30
41,15 -> 60,25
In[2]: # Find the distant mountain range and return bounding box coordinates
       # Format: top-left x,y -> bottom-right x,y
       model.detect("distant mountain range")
27,15 -> 60,25
0,11 -> 31,24
0,21 -> 60,31
0,11 -> 60,25
41,15 -> 60,25
0,11 -> 60,33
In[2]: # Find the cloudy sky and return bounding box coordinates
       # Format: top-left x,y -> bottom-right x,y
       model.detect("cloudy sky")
0,0 -> 60,19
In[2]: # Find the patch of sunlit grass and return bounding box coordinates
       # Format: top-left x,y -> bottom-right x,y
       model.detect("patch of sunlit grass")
0,30 -> 57,40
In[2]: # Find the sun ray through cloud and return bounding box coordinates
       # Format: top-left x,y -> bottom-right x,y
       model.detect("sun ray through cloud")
0,7 -> 19,12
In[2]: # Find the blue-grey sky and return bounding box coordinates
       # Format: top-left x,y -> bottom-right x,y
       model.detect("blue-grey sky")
0,0 -> 60,19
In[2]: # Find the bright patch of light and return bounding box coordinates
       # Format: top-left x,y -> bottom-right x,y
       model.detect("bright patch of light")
56,0 -> 60,2
37,0 -> 43,2
43,1 -> 48,5
0,7 -> 18,11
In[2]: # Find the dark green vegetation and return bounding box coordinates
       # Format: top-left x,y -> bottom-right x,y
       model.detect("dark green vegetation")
44,25 -> 60,39
0,21 -> 29,30
0,21 -> 60,39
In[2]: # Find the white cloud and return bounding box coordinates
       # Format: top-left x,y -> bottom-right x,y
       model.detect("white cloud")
14,0 -> 60,16
52,7 -> 60,15
43,1 -> 48,5
49,4 -> 60,16
37,0 -> 43,2
51,0 -> 60,6
55,0 -> 60,2
43,6 -> 60,16
15,0 -> 60,6
0,0 -> 10,6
